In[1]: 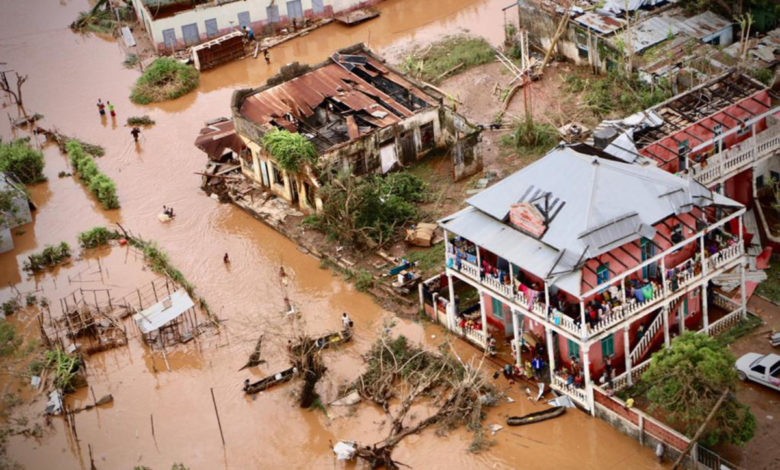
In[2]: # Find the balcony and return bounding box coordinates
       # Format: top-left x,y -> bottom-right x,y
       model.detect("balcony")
690,121 -> 780,187
447,240 -> 744,339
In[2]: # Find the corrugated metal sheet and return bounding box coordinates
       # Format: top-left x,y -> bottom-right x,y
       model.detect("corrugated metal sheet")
575,12 -> 624,35
133,290 -> 193,334
676,11 -> 732,40
614,16 -> 680,53
194,119 -> 245,160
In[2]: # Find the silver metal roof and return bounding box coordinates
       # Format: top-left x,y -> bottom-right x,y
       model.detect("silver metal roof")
133,289 -> 193,334
447,146 -> 742,295
575,12 -> 625,35
614,15 -> 681,53
676,11 -> 732,40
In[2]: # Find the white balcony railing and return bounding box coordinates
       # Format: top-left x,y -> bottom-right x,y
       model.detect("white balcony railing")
629,309 -> 665,365
452,323 -> 488,348
691,123 -> 780,187
708,307 -> 743,336
611,358 -> 652,392
707,243 -> 743,271
552,374 -> 589,406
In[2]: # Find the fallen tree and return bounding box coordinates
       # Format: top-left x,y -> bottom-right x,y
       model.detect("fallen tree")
347,335 -> 497,468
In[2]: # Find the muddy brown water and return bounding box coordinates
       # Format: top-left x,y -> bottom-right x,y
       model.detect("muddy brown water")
0,0 -> 665,468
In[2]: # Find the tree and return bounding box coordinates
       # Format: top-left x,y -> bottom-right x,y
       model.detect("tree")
0,70 -> 28,116
0,139 -> 45,184
641,332 -> 756,446
261,128 -> 317,173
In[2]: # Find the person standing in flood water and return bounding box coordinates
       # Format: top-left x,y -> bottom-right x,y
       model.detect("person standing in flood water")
223,253 -> 230,264
108,101 -> 116,117
131,126 -> 141,142
263,48 -> 270,65
97,98 -> 105,115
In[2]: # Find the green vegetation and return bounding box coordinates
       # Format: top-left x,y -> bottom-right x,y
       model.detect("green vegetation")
407,244 -> 445,278
77,226 -> 120,249
127,115 -> 155,126
755,255 -> 780,303
130,58 -> 199,104
0,321 -> 22,357
678,0 -> 779,33
22,242 -> 71,273
354,269 -> 374,292
508,118 -> 558,155
71,8 -> 116,34
714,312 -> 763,347
309,171 -> 426,247
262,129 -> 317,172
642,332 -> 755,447
123,54 -> 139,69
44,347 -> 82,392
750,67 -> 774,86
2,299 -> 20,317
564,73 -> 673,119
0,139 -> 45,184
406,36 -> 495,84
66,140 -> 119,209
0,184 -> 25,229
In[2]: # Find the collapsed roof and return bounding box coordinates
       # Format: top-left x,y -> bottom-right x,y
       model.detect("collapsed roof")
440,146 -> 741,296
236,44 -> 438,153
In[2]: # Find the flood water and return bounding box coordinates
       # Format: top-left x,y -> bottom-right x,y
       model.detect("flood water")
0,0 -> 666,468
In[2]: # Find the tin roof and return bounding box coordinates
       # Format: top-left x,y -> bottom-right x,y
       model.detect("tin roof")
237,45 -> 438,153
194,119 -> 245,160
575,12 -> 625,35
676,11 -> 732,40
614,16 -> 681,53
133,289 -> 194,334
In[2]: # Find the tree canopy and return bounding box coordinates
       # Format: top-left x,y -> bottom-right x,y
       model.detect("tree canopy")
0,138 -> 45,184
641,332 -> 755,446
261,128 -> 317,173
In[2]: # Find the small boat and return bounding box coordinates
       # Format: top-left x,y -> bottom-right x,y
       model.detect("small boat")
243,366 -> 297,394
335,7 -> 380,26
291,329 -> 353,356
506,406 -> 565,426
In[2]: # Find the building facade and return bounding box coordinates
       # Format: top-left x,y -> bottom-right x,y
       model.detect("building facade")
231,43 -> 482,212
423,145 -> 748,412
130,0 -> 380,52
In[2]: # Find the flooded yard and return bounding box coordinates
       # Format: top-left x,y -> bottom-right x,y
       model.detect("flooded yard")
0,0 -> 666,468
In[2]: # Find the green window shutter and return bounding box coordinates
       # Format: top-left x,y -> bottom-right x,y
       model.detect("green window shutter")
596,263 -> 610,285
601,335 -> 614,357
567,339 -> 580,359
491,297 -> 504,320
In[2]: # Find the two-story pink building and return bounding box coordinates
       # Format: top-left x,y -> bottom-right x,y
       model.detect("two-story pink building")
423,145 -> 747,412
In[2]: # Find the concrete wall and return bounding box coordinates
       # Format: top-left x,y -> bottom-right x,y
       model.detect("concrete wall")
132,0 -> 378,52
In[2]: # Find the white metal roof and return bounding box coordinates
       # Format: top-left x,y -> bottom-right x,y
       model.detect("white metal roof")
446,146 -> 742,295
133,289 -> 193,334
676,11 -> 732,40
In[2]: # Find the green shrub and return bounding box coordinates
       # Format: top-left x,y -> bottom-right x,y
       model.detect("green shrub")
66,140 -> 119,209
0,321 -> 22,357
127,115 -> 155,126
355,270 -> 374,292
751,67 -> 773,86
23,242 -> 71,273
130,58 -> 199,104
0,139 -> 45,183
262,128 -> 317,172
511,118 -> 558,154
413,36 -> 495,83
2,299 -> 20,317
78,226 -> 120,248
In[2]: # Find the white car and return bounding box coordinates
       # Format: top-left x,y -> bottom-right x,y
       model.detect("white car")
735,353 -> 780,391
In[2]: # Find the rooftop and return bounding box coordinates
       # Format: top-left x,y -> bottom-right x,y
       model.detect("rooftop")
440,146 -> 741,295
235,44 -> 438,153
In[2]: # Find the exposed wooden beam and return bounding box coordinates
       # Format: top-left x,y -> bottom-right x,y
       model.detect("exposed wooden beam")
619,245 -> 640,263
603,250 -> 629,270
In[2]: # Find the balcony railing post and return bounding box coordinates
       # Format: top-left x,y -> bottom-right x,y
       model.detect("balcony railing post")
579,300 -> 586,340
546,326 -> 555,382
624,325 -> 632,387
699,234 -> 708,277
663,305 -> 670,347
513,310 -> 521,368
544,282 -> 550,321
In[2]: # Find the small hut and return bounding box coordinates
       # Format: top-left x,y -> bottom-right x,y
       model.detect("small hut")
133,289 -> 197,348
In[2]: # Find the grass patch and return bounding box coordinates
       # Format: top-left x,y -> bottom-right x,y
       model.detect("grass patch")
22,242 -> 71,273
130,58 -> 199,104
564,72 -> 673,119
123,54 -> 139,69
66,140 -> 119,209
407,244 -> 444,278
406,36 -> 495,84
355,269 -> 374,292
127,115 -> 155,126
715,312 -> 763,347
71,8 -> 116,35
756,255 -> 780,303
0,321 -> 22,357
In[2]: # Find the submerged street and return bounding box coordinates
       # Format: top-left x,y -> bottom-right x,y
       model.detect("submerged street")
0,0 -> 681,468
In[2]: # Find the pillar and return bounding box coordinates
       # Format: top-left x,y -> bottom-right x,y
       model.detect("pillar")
660,258 -> 668,296
663,305 -> 670,347
700,233 -> 708,276
545,326 -> 555,382
740,261 -> 747,319
679,298 -> 685,335
579,300 -> 587,340
479,289 -> 488,342
583,350 -> 595,414
702,283 -> 709,333
512,310 -> 521,368
447,274 -> 456,329
544,282 -> 550,320
623,326 -> 632,386
738,213 -> 744,245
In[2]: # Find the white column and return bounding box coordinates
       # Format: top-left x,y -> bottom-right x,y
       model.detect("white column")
621,278 -> 626,303
624,326 -> 632,386
545,326 -> 555,382
447,274 -> 456,329
660,258 -> 668,297
579,300 -> 587,340
700,234 -> 708,276
583,350 -> 595,415
663,306 -> 670,347
544,282 -> 550,320
702,283 -> 709,333
479,289 -> 488,343
509,263 -> 515,296
513,310 -> 521,368
738,213 -> 744,245
740,261 -> 747,319
679,297 -> 686,335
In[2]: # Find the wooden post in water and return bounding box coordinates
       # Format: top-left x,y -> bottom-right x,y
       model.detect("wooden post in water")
90,386 -> 97,406
210,387 -> 226,447
88,443 -> 97,470
152,282 -> 158,302
150,414 -> 156,443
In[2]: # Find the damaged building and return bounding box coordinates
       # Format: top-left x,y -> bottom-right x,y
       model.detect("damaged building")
230,43 -> 482,212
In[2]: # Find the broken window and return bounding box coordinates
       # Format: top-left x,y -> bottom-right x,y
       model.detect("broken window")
272,164 -> 284,186
352,152 -> 366,175
671,225 -> 684,243
420,122 -> 435,151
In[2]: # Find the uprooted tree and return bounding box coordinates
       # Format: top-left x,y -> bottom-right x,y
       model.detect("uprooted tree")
348,335 -> 497,469
288,333 -> 328,409
0,70 -> 28,116
641,332 -> 756,447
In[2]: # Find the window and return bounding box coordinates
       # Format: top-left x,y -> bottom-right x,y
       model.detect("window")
671,224 -> 684,243
737,123 -> 751,137
491,297 -> 504,320
751,364 -> 766,374
577,46 -> 589,59
640,237 -> 655,279
420,122 -> 435,151
678,139 -> 689,171
682,297 -> 688,318
266,5 -> 280,23
596,263 -> 609,285
567,339 -> 580,359
601,335 -> 614,358
271,164 -> 284,185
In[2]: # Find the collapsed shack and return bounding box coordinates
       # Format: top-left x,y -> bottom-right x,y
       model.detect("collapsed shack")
194,117 -> 245,201
344,335 -> 497,469
133,288 -> 199,349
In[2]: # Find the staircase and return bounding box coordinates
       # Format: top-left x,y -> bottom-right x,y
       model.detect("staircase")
629,297 -> 683,365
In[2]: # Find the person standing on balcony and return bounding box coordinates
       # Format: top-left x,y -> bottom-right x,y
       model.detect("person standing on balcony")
531,356 -> 543,380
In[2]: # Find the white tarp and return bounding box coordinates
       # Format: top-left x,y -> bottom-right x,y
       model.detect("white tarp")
548,395 -> 576,408
333,441 -> 356,460
380,144 -> 398,174
133,289 -> 194,334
